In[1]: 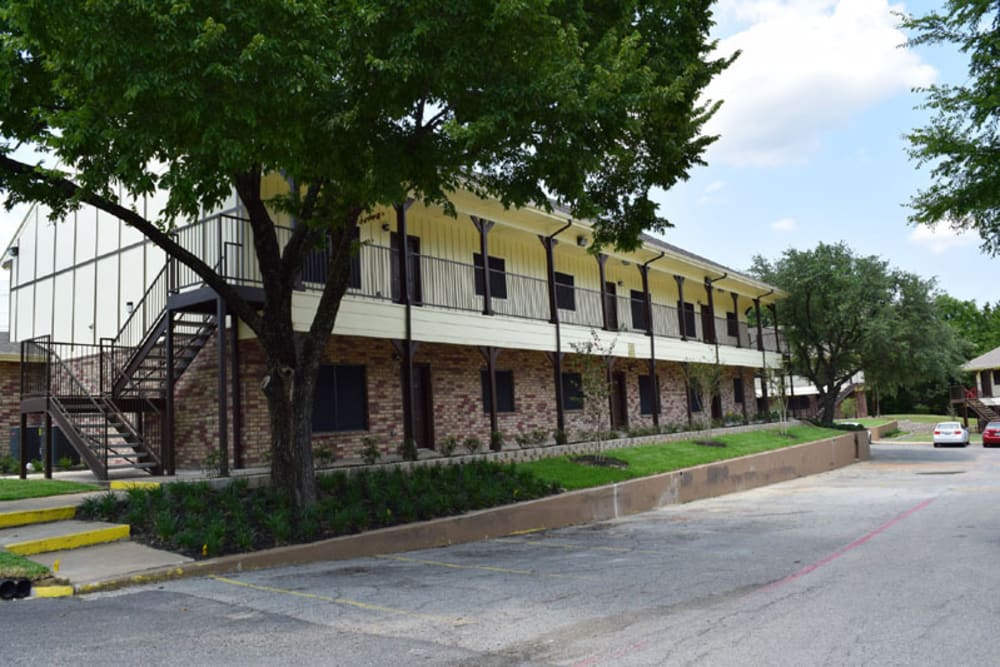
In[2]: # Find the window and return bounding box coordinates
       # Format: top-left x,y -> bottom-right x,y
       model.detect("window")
993,370 -> 1000,386
473,253 -> 508,299
678,301 -> 696,338
555,272 -> 575,311
688,386 -> 702,412
301,228 -> 361,289
726,312 -> 739,337
481,370 -> 515,413
630,289 -> 648,331
733,378 -> 744,404
639,375 -> 655,415
561,372 -> 583,410
312,364 -> 368,432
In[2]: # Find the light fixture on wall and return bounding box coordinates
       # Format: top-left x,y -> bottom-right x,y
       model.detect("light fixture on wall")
616,280 -> 624,287
576,235 -> 587,247
125,301 -> 135,315
381,223 -> 390,231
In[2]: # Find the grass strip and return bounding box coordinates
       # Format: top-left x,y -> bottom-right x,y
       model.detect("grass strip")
0,549 -> 50,580
516,425 -> 840,490
0,479 -> 100,502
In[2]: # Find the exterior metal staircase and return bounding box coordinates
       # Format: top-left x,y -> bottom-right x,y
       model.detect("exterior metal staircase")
949,386 -> 1000,425
20,263 -> 218,480
815,380 -> 861,422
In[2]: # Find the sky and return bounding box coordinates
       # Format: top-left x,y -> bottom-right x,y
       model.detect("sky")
653,0 -> 993,305
0,0 -> 991,330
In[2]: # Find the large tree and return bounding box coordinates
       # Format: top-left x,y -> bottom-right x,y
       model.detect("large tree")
751,243 -> 965,425
0,1 -> 733,510
903,1 -> 1000,252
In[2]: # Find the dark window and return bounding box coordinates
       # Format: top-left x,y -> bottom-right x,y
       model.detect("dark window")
555,272 -> 576,311
473,253 -> 508,299
480,369 -> 515,413
630,289 -> 648,331
789,395 -> 810,411
301,228 -> 361,289
993,370 -> 1000,386
733,378 -> 745,404
678,301 -> 696,338
313,364 -> 368,432
726,312 -> 739,337
639,375 -> 655,415
390,233 -> 422,304
688,386 -> 702,412
561,372 -> 583,410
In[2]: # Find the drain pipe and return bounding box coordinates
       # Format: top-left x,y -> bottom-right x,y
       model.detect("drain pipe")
540,220 -> 573,436
640,252 -> 665,427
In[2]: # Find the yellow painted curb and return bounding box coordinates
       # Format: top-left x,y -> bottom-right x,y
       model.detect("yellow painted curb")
0,506 -> 76,529
110,480 -> 161,490
6,524 -> 131,556
32,585 -> 74,598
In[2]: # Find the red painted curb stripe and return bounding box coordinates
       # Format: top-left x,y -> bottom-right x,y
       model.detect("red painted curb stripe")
758,497 -> 936,594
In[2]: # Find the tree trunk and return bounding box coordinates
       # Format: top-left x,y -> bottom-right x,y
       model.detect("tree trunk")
819,391 -> 838,426
260,362 -> 316,509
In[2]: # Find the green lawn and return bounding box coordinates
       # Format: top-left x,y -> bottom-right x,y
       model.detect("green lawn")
0,550 -> 50,579
0,479 -> 100,502
516,425 -> 840,490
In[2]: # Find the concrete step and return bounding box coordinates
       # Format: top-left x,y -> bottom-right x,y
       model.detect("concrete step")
30,541 -> 193,590
0,519 -> 130,555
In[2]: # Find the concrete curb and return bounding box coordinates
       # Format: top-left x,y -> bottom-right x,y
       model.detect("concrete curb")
7,524 -> 131,556
0,506 -> 76,529
75,426 -> 896,595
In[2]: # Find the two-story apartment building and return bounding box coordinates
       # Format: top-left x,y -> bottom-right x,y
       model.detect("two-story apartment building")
4,183 -> 786,478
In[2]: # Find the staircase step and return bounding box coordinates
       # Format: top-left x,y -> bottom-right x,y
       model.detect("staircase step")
0,506 -> 77,529
30,541 -> 193,590
0,520 -> 130,556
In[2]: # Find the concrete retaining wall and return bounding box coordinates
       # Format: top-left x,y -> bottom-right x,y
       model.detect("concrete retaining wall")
121,425 -> 896,588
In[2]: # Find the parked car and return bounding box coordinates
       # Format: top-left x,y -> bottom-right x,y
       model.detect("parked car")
982,421 -> 1000,448
933,422 -> 969,448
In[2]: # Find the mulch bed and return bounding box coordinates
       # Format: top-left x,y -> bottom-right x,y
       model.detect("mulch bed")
572,454 -> 630,469
694,440 -> 727,448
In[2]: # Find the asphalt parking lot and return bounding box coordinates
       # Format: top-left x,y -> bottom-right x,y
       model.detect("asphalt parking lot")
9,442 -> 1000,666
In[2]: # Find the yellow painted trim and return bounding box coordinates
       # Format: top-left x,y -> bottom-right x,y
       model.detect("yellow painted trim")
6,524 -> 130,556
0,506 -> 76,528
32,585 -> 75,598
109,480 -> 161,490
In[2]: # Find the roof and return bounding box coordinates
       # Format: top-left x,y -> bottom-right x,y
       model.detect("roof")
962,346 -> 1000,372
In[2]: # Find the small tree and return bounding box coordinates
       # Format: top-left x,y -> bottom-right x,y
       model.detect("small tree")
761,365 -> 790,435
569,330 -> 618,460
685,361 -> 723,438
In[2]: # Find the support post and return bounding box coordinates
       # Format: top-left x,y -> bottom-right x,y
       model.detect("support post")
731,292 -> 741,348
675,275 -> 687,340
18,411 -> 27,479
597,254 -> 610,330
480,346 -> 500,447
43,412 -> 52,479
165,312 -> 176,475
547,352 -> 566,436
216,297 -> 229,477
471,217 -> 495,316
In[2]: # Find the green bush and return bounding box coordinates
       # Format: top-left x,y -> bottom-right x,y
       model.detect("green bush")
438,435 -> 458,457
360,436 -> 382,465
490,431 -> 505,449
462,436 -> 481,454
397,437 -> 418,461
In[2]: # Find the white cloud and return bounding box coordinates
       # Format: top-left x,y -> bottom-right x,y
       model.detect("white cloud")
770,216 -> 797,232
704,180 -> 725,194
705,0 -> 937,166
909,223 -> 976,254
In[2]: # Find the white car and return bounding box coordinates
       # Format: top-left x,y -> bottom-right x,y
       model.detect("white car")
932,421 -> 969,448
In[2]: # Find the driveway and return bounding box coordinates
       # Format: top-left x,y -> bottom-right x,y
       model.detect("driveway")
7,442 -> 1000,666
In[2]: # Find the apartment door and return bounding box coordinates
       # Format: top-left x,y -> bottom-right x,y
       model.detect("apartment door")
700,305 -> 715,344
604,282 -> 619,330
711,394 -> 723,421
981,371 -> 992,398
391,233 -> 422,304
411,364 -> 434,449
611,371 -> 628,429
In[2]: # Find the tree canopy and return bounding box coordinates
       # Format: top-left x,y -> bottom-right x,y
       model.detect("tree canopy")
0,1 -> 734,508
936,294 -> 1000,357
903,1 -> 1000,253
750,242 -> 966,423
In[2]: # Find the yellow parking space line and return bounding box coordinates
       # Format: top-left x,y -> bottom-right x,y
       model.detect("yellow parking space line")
500,537 -> 665,556
209,575 -> 469,625
375,554 -> 575,578
953,486 -> 1000,493
6,524 -> 130,556
0,506 -> 76,529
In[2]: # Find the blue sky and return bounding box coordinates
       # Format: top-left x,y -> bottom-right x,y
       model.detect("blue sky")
653,0 -> 993,305
0,0 -> 990,326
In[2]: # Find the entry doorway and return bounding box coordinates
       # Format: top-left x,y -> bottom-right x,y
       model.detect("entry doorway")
611,371 -> 628,430
411,364 -> 434,448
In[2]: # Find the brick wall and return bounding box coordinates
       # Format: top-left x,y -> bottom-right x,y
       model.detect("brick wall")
171,330 -> 771,468
0,361 -> 21,448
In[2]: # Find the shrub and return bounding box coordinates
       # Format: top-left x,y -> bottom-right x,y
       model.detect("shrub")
554,429 -> 568,446
57,456 -> 74,471
462,436 -> 481,454
314,446 -> 335,467
0,455 -> 15,474
529,429 -> 547,445
839,397 -> 857,419
490,431 -> 505,449
397,437 -> 418,462
438,435 -> 458,457
360,436 -> 382,465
